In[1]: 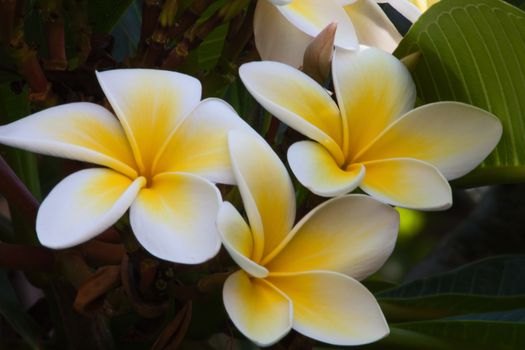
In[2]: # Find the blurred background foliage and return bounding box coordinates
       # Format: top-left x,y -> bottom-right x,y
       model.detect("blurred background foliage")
1,0 -> 525,349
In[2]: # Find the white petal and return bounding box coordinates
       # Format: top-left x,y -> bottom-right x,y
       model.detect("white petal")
96,69 -> 201,173
130,172 -> 221,264
254,0 -> 313,67
217,202 -> 269,278
277,0 -> 358,50
265,195 -> 399,280
268,271 -> 389,346
332,47 -> 416,159
361,158 -> 452,210
344,0 -> 402,53
223,271 -> 292,347
337,0 -> 357,5
154,98 -> 255,185
239,61 -> 345,163
228,130 -> 296,262
0,103 -> 137,178
36,168 -> 144,249
287,141 -> 364,197
355,102 -> 503,180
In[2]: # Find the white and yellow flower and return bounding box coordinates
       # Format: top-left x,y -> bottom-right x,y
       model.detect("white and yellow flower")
240,47 -> 502,210
0,69 -> 254,264
255,0 -> 402,67
219,130 -> 399,346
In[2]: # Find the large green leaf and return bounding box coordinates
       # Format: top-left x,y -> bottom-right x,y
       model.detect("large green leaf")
394,0 -> 525,186
111,0 -> 142,62
391,309 -> 525,350
377,256 -> 525,321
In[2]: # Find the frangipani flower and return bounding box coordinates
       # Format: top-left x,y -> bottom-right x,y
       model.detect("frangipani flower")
379,0 -> 438,22
0,69 -> 253,264
219,130 -> 399,346
255,0 -> 402,67
240,47 -> 502,210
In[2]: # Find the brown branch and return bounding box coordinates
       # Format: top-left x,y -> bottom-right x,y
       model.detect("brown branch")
69,0 -> 91,67
80,240 -> 125,266
42,0 -> 67,70
138,0 -> 162,53
5,1 -> 54,101
161,12 -> 222,70
0,0 -> 17,43
0,242 -> 55,271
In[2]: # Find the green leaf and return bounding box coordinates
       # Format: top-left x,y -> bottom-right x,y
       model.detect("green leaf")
391,309 -> 525,350
377,255 -> 525,321
111,0 -> 142,62
0,270 -> 42,349
394,0 -> 525,186
88,0 -> 133,34
198,22 -> 229,73
196,0 -> 230,25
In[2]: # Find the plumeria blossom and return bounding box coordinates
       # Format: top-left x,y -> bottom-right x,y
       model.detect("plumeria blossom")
240,47 -> 502,210
379,0 -> 438,22
0,69 -> 254,264
220,130 -> 399,346
254,0 -> 402,67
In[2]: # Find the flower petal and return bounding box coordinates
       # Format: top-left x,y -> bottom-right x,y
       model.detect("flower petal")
287,141 -> 364,197
36,168 -> 145,249
337,0 -> 357,5
354,102 -> 503,180
264,195 -> 398,280
217,202 -> 269,278
228,130 -> 296,262
96,69 -> 201,174
267,271 -> 389,346
361,158 -> 452,210
277,0 -> 358,50
154,98 -> 254,184
0,103 -> 137,178
223,271 -> 292,347
130,172 -> 221,264
332,47 -> 416,159
254,0 -> 312,67
239,61 -> 344,163
344,0 -> 402,53
381,0 -> 423,22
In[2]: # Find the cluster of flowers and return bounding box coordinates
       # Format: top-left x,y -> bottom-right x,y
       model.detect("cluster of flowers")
0,0 -> 501,347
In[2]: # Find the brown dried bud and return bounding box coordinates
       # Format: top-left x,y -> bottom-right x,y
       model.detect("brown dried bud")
74,265 -> 121,315
302,22 -> 337,84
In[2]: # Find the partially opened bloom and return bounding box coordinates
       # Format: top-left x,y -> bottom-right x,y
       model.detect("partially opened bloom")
0,69 -> 253,264
219,130 -> 399,346
254,0 -> 402,67
240,47 -> 502,210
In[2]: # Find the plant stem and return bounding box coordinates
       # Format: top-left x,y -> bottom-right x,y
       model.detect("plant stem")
0,242 -> 54,271
0,155 -> 39,226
